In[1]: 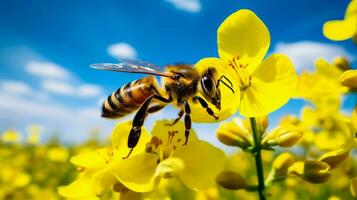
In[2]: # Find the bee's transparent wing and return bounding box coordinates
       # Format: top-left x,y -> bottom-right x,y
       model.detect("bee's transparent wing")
91,60 -> 173,78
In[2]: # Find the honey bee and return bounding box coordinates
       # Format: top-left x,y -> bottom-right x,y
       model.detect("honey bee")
91,59 -> 234,158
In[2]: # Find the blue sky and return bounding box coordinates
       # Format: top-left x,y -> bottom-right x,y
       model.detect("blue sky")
0,0 -> 356,149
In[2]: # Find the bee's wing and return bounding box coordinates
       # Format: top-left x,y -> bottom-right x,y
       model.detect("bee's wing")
90,61 -> 174,78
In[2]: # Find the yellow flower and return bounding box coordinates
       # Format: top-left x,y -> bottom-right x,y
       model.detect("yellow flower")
58,121 -> 149,199
301,106 -> 353,150
1,129 -> 22,143
113,119 -> 225,192
47,147 -> 69,162
296,58 -> 347,108
323,0 -> 357,41
195,9 -> 297,117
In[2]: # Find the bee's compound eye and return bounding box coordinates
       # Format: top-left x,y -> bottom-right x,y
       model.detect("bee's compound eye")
201,76 -> 214,93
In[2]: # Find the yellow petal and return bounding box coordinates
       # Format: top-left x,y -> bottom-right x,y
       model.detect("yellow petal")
190,57 -> 240,122
112,153 -> 161,193
346,0 -> 357,19
57,177 -> 99,199
240,54 -> 297,117
318,143 -> 351,169
110,121 -> 150,159
173,140 -> 225,190
315,58 -> 343,80
70,148 -> 111,170
92,166 -> 119,194
323,19 -> 357,41
218,9 -> 270,72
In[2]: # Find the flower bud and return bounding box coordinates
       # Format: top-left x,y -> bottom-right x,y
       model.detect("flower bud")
262,125 -> 302,147
338,70 -> 357,89
273,153 -> 295,177
333,57 -> 350,71
318,145 -> 350,169
216,118 -> 252,149
216,171 -> 247,190
288,161 -> 331,183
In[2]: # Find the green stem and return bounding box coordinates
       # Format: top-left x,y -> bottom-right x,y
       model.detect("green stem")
250,117 -> 266,200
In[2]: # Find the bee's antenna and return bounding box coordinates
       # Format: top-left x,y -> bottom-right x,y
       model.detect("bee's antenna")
217,76 -> 234,94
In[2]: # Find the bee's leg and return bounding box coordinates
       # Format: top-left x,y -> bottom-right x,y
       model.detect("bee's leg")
193,96 -> 219,120
147,104 -> 166,114
124,95 -> 171,159
183,101 -> 191,146
165,110 -> 184,126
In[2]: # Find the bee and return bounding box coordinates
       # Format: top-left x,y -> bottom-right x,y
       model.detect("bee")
91,59 -> 234,158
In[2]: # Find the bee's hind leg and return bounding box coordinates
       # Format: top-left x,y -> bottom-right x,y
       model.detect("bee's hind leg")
124,95 -> 171,159
183,101 -> 191,146
193,96 -> 218,120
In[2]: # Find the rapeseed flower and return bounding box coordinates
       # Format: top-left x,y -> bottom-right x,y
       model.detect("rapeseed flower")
113,119 -> 225,192
195,9 -> 297,117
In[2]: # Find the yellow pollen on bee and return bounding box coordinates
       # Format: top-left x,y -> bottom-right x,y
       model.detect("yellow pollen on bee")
228,56 -> 251,91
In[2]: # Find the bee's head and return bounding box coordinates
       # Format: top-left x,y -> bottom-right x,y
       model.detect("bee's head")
200,72 -> 221,110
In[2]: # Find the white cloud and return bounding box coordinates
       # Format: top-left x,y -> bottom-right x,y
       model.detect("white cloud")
78,84 -> 102,97
26,61 -> 71,79
165,0 -> 201,13
274,41 -> 354,73
0,80 -> 50,101
42,80 -> 75,95
1,80 -> 32,95
42,80 -> 102,97
107,43 -> 137,60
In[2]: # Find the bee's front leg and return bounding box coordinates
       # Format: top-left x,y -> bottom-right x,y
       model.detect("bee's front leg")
183,100 -> 191,146
193,96 -> 218,120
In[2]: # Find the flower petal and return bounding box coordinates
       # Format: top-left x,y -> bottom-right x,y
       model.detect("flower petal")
173,140 -> 225,190
190,57 -> 240,122
323,19 -> 357,41
240,54 -> 297,117
112,153 -> 161,193
111,121 -> 150,159
218,9 -> 270,72
70,148 -> 111,170
315,58 -> 343,80
345,0 -> 357,19
57,177 -> 99,199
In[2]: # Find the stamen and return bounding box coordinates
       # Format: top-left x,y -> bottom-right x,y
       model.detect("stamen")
228,55 -> 251,91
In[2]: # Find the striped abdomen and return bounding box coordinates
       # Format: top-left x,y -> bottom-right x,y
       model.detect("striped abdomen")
102,76 -> 158,118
